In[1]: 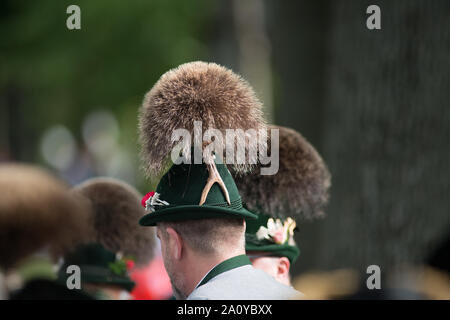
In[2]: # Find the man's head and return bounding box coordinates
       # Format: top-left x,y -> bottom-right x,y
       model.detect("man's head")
247,252 -> 291,286
156,218 -> 245,299
138,161 -> 257,299
58,178 -> 156,299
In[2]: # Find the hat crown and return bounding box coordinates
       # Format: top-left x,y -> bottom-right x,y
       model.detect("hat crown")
139,160 -> 257,226
156,162 -> 242,209
59,243 -> 135,291
63,243 -> 116,267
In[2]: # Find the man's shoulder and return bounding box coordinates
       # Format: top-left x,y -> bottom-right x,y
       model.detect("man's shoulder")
188,265 -> 301,300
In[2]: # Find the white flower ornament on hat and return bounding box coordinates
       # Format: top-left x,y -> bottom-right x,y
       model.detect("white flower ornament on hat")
256,217 -> 296,245
141,191 -> 169,213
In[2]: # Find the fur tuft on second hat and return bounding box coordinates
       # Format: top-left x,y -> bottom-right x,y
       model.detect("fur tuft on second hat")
73,177 -> 156,267
233,125 -> 331,221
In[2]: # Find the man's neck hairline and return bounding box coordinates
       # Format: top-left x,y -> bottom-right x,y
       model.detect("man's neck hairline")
182,246 -> 246,297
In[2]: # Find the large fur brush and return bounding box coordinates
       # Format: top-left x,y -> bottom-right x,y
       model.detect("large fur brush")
0,164 -> 90,270
139,61 -> 267,177
233,126 -> 331,220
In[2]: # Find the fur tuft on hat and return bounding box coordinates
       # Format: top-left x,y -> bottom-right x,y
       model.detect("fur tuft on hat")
139,61 -> 266,177
0,164 -> 90,270
73,178 -> 156,266
233,126 -> 331,220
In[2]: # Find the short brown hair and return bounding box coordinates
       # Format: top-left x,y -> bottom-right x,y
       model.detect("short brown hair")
159,218 -> 245,255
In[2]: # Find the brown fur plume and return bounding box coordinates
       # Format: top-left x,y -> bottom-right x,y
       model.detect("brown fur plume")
0,164 -> 90,270
233,126 -> 331,220
73,178 -> 156,266
139,61 -> 266,177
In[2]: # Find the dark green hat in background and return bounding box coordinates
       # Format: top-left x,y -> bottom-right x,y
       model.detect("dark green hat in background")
233,125 -> 331,264
59,243 -> 135,292
59,178 -> 156,294
139,161 -> 257,226
245,213 -> 300,263
70,177 -> 156,267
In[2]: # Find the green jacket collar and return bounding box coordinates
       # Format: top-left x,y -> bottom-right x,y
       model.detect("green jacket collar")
197,254 -> 251,288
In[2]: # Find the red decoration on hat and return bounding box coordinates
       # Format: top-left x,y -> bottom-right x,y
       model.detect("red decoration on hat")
126,260 -> 135,271
141,191 -> 155,208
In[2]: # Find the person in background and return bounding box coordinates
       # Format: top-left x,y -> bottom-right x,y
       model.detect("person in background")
0,163 -> 92,299
59,177 -> 156,300
233,125 -> 331,286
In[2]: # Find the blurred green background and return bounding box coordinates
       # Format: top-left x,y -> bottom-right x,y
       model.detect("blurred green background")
1,0 -> 449,286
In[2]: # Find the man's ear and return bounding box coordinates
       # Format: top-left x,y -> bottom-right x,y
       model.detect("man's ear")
166,226 -> 183,260
277,257 -> 290,279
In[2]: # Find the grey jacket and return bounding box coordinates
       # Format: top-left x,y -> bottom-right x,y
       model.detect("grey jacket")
187,265 -> 301,300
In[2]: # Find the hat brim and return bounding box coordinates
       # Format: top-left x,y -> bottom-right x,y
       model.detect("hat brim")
82,275 -> 135,292
59,265 -> 136,292
139,205 -> 257,226
245,242 -> 300,264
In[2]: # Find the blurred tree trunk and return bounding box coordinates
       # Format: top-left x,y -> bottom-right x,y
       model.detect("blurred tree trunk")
266,0 -> 331,147
0,84 -> 25,161
266,0 -> 332,275
317,0 -> 450,275
233,0 -> 274,122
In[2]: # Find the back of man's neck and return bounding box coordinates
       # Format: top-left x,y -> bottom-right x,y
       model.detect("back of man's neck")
185,249 -> 245,296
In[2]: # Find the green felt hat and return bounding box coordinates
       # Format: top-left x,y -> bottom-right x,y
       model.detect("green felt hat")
245,213 -> 300,263
139,162 -> 257,226
59,243 -> 135,292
